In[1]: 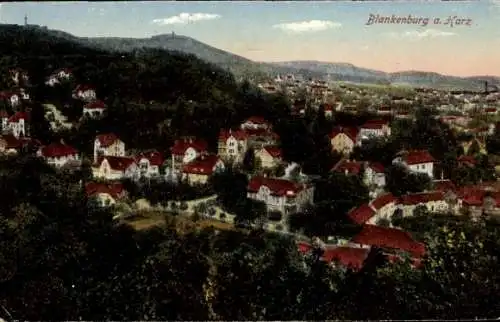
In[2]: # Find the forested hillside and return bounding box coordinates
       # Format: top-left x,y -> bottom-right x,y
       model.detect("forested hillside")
0,24 -> 500,321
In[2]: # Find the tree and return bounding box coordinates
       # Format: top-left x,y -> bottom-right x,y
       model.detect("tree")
391,208 -> 404,226
386,165 -> 431,196
242,148 -> 257,172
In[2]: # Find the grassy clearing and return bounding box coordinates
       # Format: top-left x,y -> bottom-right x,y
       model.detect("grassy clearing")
123,210 -> 239,234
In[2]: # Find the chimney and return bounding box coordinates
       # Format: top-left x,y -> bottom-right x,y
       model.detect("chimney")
440,170 -> 444,180
60,138 -> 65,145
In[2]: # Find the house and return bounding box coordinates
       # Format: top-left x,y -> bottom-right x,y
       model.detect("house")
329,126 -> 358,155
94,133 -> 125,163
348,203 -> 376,225
54,68 -> 72,79
171,137 -> 208,171
217,130 -> 248,162
364,162 -> 386,188
83,100 -> 107,118
368,193 -> 398,223
92,156 -> 138,180
348,193 -> 398,226
433,179 -> 456,193
0,92 -> 20,107
0,134 -> 22,154
72,85 -> 97,102
240,116 -> 271,131
323,104 -> 334,118
357,119 -> 391,143
7,111 -> 29,138
247,176 -> 314,215
10,68 -> 29,85
397,191 -> 448,217
393,150 -> 435,179
395,111 -> 411,119
457,155 -> 477,168
331,159 -> 386,188
38,142 -> 79,168
377,106 -> 392,115
485,107 -> 497,115
297,241 -> 371,271
45,68 -> 72,86
85,182 -> 127,208
135,150 -> 164,178
255,146 -> 283,169
182,154 -> 224,185
350,225 -> 426,259
0,110 -> 9,133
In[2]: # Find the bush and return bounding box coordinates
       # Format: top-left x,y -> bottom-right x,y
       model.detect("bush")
376,218 -> 390,227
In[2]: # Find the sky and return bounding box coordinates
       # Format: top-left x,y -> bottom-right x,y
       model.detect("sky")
1,1 -> 500,77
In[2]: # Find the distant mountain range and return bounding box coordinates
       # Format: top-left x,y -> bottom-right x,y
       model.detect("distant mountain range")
14,25 -> 500,90
273,61 -> 500,92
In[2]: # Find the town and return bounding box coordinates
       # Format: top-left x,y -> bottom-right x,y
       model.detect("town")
4,61 -> 500,268
1,4 -> 500,321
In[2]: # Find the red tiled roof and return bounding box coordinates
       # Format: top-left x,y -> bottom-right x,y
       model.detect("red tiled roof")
485,108 -> 497,113
8,111 -> 29,123
263,146 -> 282,159
332,159 -> 362,175
404,150 -> 435,165
96,156 -> 136,172
348,203 -> 376,224
40,143 -> 79,158
322,247 -> 370,270
296,242 -> 370,271
398,191 -> 444,206
219,129 -> 248,141
297,241 -> 313,254
323,103 -> 333,111
385,253 -> 423,269
0,134 -> 21,149
244,116 -> 268,125
182,154 -> 222,175
351,225 -> 426,258
171,138 -> 208,155
433,179 -> 456,192
329,126 -> 359,142
457,155 -> 477,166
459,189 -> 485,206
370,193 -> 397,210
136,150 -> 164,166
84,100 -> 106,110
74,84 -> 95,92
247,176 -> 306,197
85,182 -> 126,199
96,133 -> 120,148
361,119 -> 389,129
368,162 -> 385,173
0,91 -> 16,99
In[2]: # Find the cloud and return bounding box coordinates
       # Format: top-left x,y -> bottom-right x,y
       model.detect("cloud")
386,29 -> 456,40
151,13 -> 221,25
272,20 -> 341,33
